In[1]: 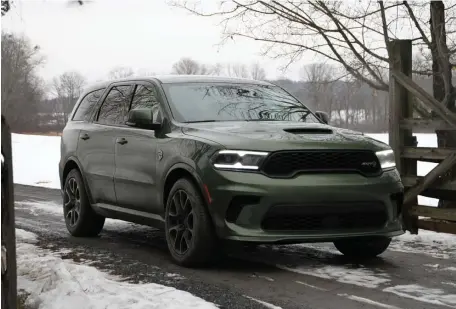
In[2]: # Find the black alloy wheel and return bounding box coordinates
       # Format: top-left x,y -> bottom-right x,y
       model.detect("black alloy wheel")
167,189 -> 194,255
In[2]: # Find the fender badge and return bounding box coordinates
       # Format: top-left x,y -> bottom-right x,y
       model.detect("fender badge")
157,150 -> 163,161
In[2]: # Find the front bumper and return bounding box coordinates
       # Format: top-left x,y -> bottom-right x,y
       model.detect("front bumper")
204,168 -> 404,243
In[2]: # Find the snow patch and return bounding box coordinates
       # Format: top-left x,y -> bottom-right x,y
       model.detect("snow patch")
424,264 -> 440,269
16,228 -> 38,244
251,273 -> 275,282
338,293 -> 403,309
390,231 -> 456,259
243,295 -> 282,309
16,230 -> 218,309
16,201 -> 62,216
277,265 -> 390,289
383,284 -> 456,308
165,273 -> 186,280
295,281 -> 327,291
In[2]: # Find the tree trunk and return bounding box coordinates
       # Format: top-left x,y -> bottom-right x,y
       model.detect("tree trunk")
430,1 -> 456,209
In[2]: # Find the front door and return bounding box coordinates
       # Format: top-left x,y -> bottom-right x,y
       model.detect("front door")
114,83 -> 162,214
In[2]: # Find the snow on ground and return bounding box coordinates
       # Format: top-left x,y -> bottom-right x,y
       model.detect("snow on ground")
11,132 -> 439,206
12,133 -> 61,189
291,229 -> 456,260
389,230 -> 456,260
16,228 -> 39,244
383,284 -> 456,308
277,264 -> 391,289
15,229 -> 218,309
243,295 -> 282,309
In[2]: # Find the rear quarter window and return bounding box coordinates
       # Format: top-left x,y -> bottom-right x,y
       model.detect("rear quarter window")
72,88 -> 105,121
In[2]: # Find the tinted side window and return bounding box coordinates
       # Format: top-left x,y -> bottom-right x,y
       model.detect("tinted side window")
72,88 -> 105,121
130,85 -> 160,119
97,85 -> 132,125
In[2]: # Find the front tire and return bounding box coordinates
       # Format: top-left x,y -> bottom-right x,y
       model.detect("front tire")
165,178 -> 216,267
334,237 -> 391,259
63,169 -> 105,237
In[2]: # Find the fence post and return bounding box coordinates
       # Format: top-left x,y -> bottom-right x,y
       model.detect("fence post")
1,115 -> 17,309
388,39 -> 418,233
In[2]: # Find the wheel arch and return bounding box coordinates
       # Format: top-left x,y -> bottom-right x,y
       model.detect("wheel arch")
162,163 -> 211,212
62,157 -> 94,204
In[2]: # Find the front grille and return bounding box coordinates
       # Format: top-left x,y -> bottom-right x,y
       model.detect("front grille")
261,202 -> 387,231
261,150 -> 381,177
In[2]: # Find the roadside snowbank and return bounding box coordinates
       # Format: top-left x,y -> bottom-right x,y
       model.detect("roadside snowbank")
16,229 -> 217,309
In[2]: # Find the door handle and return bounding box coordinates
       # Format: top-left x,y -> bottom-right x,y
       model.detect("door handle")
80,133 -> 90,140
117,138 -> 128,145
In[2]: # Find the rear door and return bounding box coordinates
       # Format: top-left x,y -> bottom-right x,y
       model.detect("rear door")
77,83 -> 133,205
114,82 -> 162,214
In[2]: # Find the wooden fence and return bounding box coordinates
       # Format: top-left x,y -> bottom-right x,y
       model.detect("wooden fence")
389,40 -> 456,235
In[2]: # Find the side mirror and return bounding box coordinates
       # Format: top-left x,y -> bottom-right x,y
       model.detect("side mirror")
126,108 -> 161,130
315,111 -> 329,124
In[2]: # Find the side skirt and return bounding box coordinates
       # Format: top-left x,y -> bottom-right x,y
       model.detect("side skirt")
92,203 -> 165,229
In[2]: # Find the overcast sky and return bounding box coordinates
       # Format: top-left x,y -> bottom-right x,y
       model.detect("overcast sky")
1,0 -> 306,84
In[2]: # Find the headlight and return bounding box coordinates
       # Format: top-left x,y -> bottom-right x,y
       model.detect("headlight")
212,150 -> 269,170
375,149 -> 396,170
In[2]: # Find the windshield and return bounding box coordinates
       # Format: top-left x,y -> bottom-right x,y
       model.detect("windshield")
162,82 -> 321,123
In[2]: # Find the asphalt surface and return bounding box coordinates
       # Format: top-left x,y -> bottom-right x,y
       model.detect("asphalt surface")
14,184 -> 456,309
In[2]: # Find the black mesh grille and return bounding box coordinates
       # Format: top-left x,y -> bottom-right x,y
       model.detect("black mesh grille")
261,202 -> 387,231
261,150 -> 381,177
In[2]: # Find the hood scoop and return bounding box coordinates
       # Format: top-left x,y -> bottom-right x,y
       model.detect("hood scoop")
284,128 -> 333,134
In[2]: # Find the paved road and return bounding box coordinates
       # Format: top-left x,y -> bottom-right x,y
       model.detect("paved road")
14,184 -> 456,309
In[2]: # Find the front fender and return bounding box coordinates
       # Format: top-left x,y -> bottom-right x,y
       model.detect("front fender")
161,162 -> 208,205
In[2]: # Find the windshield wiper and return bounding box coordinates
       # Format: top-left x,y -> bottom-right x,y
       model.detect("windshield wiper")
183,120 -> 218,123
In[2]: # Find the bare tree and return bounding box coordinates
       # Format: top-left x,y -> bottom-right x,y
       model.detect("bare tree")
224,63 -> 248,78
52,71 -> 86,124
1,32 -> 44,132
301,63 -> 336,116
172,57 -> 211,75
250,62 -> 266,80
108,66 -> 135,79
213,62 -> 267,79
211,63 -> 224,76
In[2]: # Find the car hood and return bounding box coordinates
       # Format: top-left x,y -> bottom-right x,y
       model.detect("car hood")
181,121 -> 389,152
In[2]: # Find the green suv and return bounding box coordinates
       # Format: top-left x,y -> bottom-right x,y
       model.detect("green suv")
59,75 -> 404,266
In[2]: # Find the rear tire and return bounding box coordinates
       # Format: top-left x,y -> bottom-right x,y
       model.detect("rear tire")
63,169 -> 105,237
165,178 -> 217,267
334,237 -> 391,259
